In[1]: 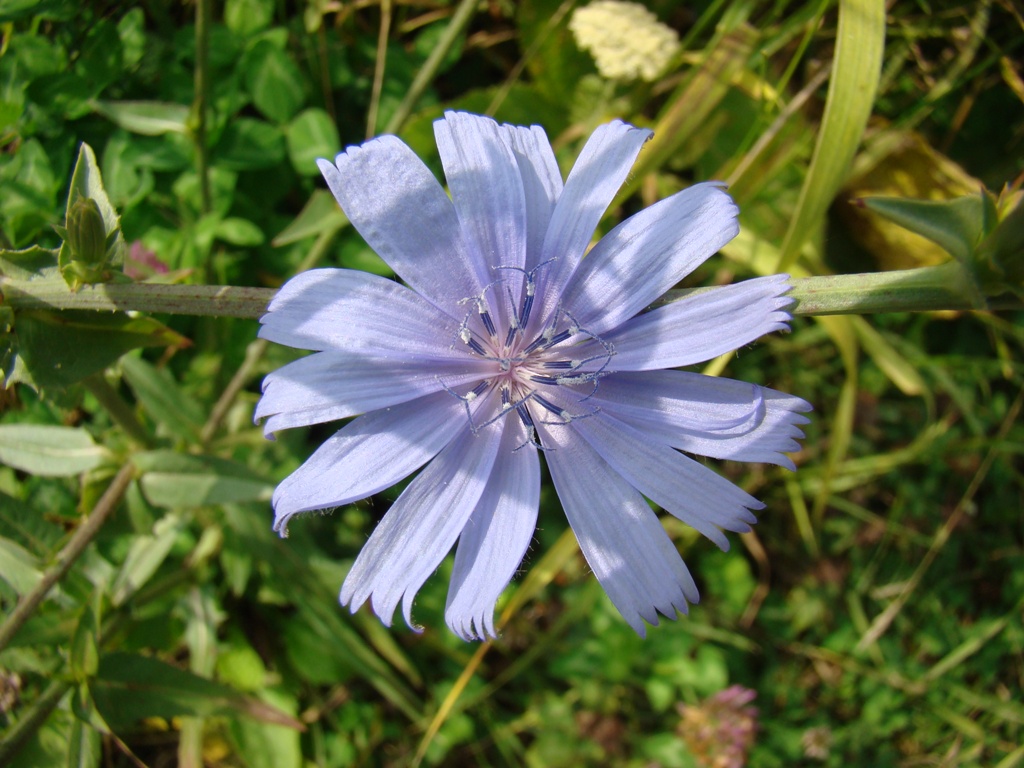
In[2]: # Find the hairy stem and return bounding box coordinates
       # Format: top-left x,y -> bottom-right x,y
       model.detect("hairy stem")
199,227 -> 339,446
3,263 -> 1019,320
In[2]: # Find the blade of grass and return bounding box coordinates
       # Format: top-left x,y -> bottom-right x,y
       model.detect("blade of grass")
411,526 -> 581,768
366,0 -> 392,138
811,314 -> 858,527
775,0 -> 885,271
383,0 -> 478,135
614,24 -> 759,206
856,385 -> 1024,651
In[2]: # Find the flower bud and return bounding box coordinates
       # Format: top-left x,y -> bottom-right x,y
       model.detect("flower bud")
975,200 -> 1024,297
64,196 -> 111,268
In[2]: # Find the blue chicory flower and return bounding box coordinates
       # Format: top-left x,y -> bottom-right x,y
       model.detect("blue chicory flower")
257,111 -> 811,640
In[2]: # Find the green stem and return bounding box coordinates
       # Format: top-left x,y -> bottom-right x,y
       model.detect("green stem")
0,464 -> 135,655
193,0 -> 212,218
2,263 -> 1020,320
199,227 -> 339,446
0,278 -> 273,317
382,0 -> 478,135
665,262 -> 1018,315
366,0 -> 392,139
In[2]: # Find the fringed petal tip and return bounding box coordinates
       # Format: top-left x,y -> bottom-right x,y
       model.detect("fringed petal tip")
625,584 -> 699,639
446,612 -> 499,642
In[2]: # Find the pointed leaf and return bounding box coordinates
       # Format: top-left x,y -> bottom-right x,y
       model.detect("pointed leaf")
134,450 -> 274,508
0,246 -> 60,280
62,143 -> 125,268
271,190 -> 347,246
0,424 -> 108,475
120,355 -> 203,443
91,653 -> 305,731
776,0 -> 885,270
285,108 -> 340,176
245,41 -> 305,123
110,513 -> 186,606
860,194 -> 987,264
0,535 -> 43,595
90,100 -> 190,136
11,308 -> 187,390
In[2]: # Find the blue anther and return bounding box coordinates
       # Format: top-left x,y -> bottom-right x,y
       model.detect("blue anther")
479,308 -> 497,338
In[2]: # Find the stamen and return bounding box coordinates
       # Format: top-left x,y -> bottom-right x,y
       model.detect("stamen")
516,403 -> 534,428
479,307 -> 497,338
532,394 -> 564,416
438,379 -> 491,434
519,282 -> 535,329
493,259 -> 555,337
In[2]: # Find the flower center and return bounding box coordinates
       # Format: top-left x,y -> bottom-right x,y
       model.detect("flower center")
445,264 -> 614,442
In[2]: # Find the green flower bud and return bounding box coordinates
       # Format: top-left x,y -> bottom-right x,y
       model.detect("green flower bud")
64,196 -> 111,268
975,200 -> 1024,298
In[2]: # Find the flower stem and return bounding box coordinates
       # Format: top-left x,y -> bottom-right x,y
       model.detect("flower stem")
2,263 -> 1020,320
193,0 -> 212,220
0,278 -> 274,317
198,227 -> 339,446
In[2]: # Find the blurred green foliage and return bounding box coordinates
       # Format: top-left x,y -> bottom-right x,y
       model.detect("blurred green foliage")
0,0 -> 1023,766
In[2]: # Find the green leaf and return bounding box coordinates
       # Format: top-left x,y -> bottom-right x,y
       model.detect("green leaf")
224,0 -> 274,35
120,355 -> 203,443
214,118 -> 286,170
272,190 -> 347,246
91,653 -> 305,732
56,146 -> 125,289
244,41 -> 305,124
0,489 -> 64,555
0,245 -> 60,280
227,688 -> 302,768
109,512 -> 185,606
0,0 -> 71,23
0,138 -> 58,247
215,217 -> 265,247
975,198 -> 1024,296
90,100 -> 190,136
66,716 -> 101,768
0,535 -> 43,595
0,424 -> 108,476
135,451 -> 274,508
776,0 -> 885,270
116,8 -> 147,70
285,108 -> 339,176
100,132 -> 155,209
10,307 -> 188,390
851,316 -> 928,398
860,194 -> 987,264
616,24 -> 758,202
70,605 -> 100,681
